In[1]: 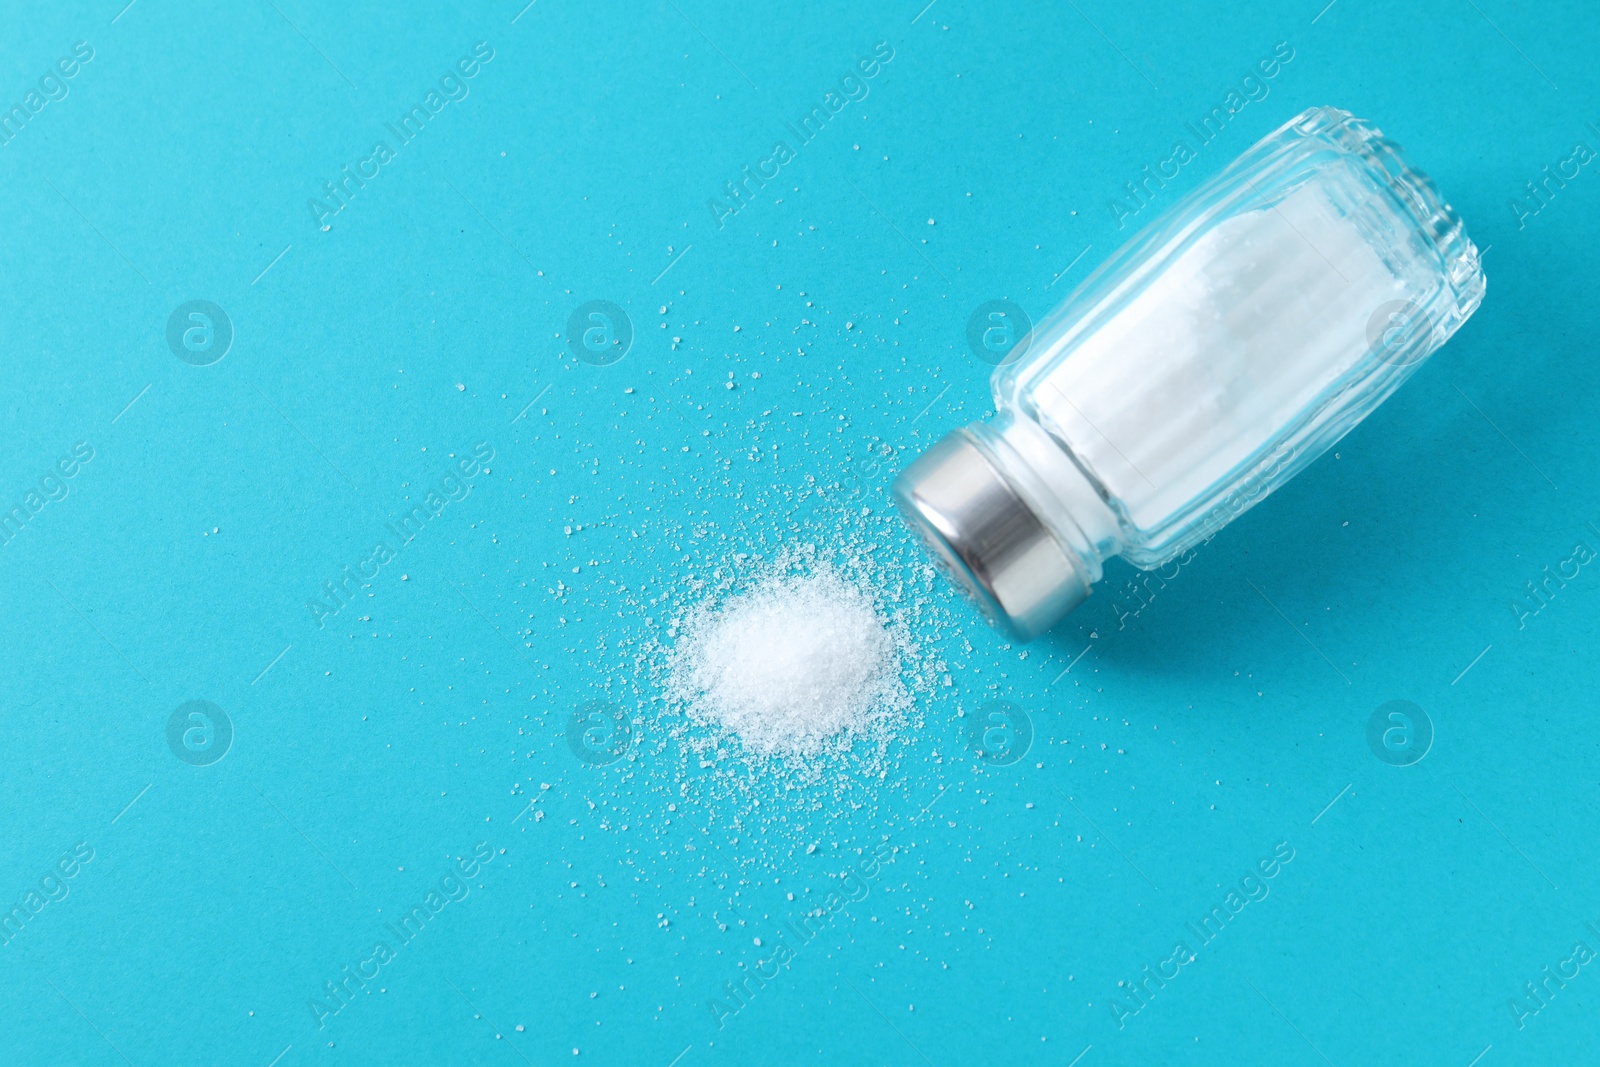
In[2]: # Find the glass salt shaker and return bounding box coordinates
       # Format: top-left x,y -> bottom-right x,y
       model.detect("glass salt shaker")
894,106 -> 1486,640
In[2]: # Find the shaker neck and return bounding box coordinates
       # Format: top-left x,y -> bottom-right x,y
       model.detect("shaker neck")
968,411 -> 1122,585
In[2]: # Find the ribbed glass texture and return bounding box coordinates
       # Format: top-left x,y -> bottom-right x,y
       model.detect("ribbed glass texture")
994,107 -> 1485,565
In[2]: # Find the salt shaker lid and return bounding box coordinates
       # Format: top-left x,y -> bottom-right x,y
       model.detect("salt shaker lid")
893,426 -> 1091,640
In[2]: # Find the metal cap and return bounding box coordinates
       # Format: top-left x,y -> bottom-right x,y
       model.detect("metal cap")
892,428 -> 1091,641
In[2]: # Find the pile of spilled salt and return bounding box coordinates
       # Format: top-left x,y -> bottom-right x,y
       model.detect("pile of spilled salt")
665,564 -> 909,757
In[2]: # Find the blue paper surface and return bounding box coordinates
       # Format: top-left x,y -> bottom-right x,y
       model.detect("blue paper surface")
1,1 -> 1596,1063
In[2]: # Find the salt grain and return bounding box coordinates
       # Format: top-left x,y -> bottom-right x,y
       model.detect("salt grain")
664,562 -> 910,757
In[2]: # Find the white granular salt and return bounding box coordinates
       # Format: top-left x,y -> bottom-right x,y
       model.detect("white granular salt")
665,564 -> 910,757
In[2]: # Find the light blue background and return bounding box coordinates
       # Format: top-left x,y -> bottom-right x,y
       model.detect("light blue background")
1,0 -> 1596,1064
